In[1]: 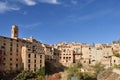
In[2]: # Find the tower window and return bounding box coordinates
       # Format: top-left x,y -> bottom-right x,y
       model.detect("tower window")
15,31 -> 17,34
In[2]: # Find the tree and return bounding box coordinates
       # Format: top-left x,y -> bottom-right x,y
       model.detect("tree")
92,62 -> 105,76
113,52 -> 120,58
76,72 -> 96,80
13,70 -> 36,80
36,67 -> 45,80
36,67 -> 45,77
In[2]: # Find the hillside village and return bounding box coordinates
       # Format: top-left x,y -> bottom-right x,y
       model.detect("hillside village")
0,25 -> 120,80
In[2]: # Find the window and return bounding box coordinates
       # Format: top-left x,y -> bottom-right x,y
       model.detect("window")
17,40 -> 19,42
28,64 -> 30,70
10,58 -> 12,61
10,39 -> 13,41
10,53 -> 12,55
3,43 -> 6,45
3,51 -> 6,55
34,54 -> 36,58
40,55 -> 42,58
16,59 -> 18,61
28,59 -> 30,63
63,57 -> 65,59
16,64 -> 18,68
40,65 -> 42,67
84,61 -> 86,63
3,63 -> 5,66
16,48 -> 18,52
16,43 -> 18,47
3,57 -> 6,60
34,60 -> 36,63
15,31 -> 17,34
28,54 -> 31,58
3,37 -> 6,39
66,60 -> 68,62
114,60 -> 116,63
10,42 -> 12,46
59,57 -> 61,59
10,63 -> 12,66
10,47 -> 12,52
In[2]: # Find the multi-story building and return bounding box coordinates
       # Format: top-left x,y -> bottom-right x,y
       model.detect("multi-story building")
1,24 -> 120,72
56,42 -> 74,67
90,44 -> 113,68
53,42 -> 90,67
0,25 -> 45,72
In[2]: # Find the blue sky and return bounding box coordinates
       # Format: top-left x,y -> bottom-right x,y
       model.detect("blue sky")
0,0 -> 120,44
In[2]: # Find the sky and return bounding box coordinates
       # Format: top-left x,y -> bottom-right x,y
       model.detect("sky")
0,0 -> 120,44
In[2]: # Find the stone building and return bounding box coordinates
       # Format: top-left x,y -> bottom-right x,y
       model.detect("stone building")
56,42 -> 74,67
1,24 -> 120,72
53,42 -> 90,67
0,25 -> 45,72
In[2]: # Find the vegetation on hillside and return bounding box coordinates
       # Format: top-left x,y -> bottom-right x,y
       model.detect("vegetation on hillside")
113,52 -> 120,58
0,70 -> 20,80
45,61 -> 65,75
66,62 -> 105,80
13,67 -> 45,80
92,62 -> 105,76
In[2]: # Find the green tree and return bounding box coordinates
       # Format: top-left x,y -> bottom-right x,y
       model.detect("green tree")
13,70 -> 36,80
113,52 -> 120,58
36,67 -> 45,80
36,67 -> 45,77
92,62 -> 105,76
76,72 -> 96,80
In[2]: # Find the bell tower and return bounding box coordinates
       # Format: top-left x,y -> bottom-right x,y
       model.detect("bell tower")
11,25 -> 19,39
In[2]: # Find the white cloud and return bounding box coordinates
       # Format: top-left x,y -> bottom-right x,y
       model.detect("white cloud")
0,2 -> 20,13
39,0 -> 60,4
0,0 -> 60,13
19,0 -> 37,6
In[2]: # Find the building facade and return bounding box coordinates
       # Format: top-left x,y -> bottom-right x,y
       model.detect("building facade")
0,25 -> 120,72
0,25 -> 45,72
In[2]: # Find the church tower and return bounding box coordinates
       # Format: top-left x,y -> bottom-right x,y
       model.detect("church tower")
11,25 -> 19,39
